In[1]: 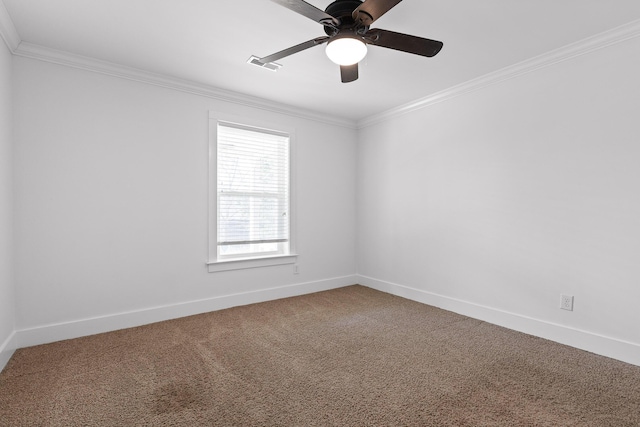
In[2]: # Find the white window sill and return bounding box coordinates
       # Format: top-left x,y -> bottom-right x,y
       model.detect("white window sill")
207,254 -> 298,273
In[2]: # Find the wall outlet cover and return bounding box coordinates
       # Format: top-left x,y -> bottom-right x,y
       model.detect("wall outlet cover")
560,294 -> 574,311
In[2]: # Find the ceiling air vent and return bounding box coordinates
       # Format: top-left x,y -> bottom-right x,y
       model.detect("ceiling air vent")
247,56 -> 282,72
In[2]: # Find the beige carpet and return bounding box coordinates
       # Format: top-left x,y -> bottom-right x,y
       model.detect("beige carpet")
1,285 -> 639,426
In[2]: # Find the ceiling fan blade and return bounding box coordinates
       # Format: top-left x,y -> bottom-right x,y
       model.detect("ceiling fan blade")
340,64 -> 359,83
365,29 -> 443,57
353,0 -> 402,26
270,0 -> 340,27
259,36 -> 330,64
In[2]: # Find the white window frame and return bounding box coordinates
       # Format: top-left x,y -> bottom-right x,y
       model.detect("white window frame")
207,112 -> 297,272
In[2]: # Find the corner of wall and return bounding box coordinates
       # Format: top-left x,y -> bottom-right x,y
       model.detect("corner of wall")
0,332 -> 16,372
0,0 -> 20,53
0,0 -> 17,373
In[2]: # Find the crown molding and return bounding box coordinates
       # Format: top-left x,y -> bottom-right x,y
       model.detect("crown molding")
13,42 -> 357,129
357,18 -> 640,129
0,0 -> 20,52
5,5 -> 640,131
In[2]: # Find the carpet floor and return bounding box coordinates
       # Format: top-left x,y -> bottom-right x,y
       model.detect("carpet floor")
1,285 -> 639,426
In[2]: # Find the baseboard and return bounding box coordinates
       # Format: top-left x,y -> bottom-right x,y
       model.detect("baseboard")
358,275 -> 640,367
0,331 -> 16,373
15,275 -> 358,349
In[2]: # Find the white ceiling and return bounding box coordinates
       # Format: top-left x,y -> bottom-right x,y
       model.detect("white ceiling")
4,0 -> 640,121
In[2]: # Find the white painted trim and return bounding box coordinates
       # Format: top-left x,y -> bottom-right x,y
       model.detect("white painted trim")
14,275 -> 358,349
12,42 -> 356,130
358,275 -> 640,367
207,254 -> 298,272
0,0 -> 19,52
0,331 -> 16,373
357,18 -> 640,128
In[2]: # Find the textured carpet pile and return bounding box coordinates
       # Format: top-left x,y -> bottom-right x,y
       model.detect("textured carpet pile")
1,285 -> 639,426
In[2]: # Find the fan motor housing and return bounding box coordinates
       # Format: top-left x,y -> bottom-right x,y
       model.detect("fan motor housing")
323,0 -> 363,35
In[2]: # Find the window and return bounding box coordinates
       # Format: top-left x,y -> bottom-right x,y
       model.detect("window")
208,114 -> 296,272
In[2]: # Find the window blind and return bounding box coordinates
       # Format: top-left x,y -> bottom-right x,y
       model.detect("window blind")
217,122 -> 290,257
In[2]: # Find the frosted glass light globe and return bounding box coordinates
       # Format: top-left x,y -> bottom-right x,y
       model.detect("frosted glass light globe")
325,38 -> 368,66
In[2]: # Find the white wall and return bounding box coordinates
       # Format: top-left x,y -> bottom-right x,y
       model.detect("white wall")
357,36 -> 640,365
12,57 -> 357,345
0,35 -> 15,368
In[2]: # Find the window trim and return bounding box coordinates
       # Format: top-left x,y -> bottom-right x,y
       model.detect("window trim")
207,112 -> 297,272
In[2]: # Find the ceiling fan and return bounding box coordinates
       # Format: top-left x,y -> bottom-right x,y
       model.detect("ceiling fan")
253,0 -> 443,83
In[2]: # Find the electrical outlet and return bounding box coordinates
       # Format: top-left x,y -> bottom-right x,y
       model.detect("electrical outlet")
560,294 -> 574,311
293,264 -> 299,275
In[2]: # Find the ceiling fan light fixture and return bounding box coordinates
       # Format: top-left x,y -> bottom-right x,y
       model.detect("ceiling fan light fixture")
325,37 -> 367,66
